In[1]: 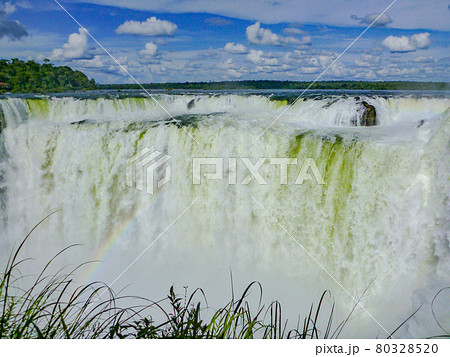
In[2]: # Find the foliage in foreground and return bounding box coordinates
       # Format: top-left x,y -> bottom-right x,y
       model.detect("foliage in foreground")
1,214 -> 448,339
0,229 -> 349,340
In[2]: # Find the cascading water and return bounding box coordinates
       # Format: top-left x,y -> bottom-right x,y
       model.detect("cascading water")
0,92 -> 448,337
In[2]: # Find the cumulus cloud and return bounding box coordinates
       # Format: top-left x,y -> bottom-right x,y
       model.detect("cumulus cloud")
283,27 -> 303,35
413,56 -> 435,63
0,1 -> 28,40
51,28 -> 93,60
101,55 -> 129,76
220,58 -> 236,69
76,55 -> 104,68
140,42 -> 158,56
410,33 -> 432,48
115,17 -> 177,36
224,42 -> 247,54
284,50 -> 336,69
299,66 -> 320,74
219,58 -> 245,78
0,1 -> 15,14
194,47 -> 221,60
246,22 -> 280,45
377,64 -> 419,77
328,62 -> 355,77
354,54 -> 380,67
350,13 -> 392,27
246,49 -> 279,66
381,33 -> 431,52
226,68 -> 244,78
246,22 -> 311,46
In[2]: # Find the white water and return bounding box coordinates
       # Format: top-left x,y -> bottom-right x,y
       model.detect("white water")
0,94 -> 449,337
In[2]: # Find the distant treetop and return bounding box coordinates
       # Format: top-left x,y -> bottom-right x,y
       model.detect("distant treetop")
1,58 -> 448,94
99,79 -> 449,91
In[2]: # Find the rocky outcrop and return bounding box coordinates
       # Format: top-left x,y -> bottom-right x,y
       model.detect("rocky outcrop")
187,99 -> 195,110
0,106 -> 5,134
417,119 -> 427,128
354,98 -> 378,126
360,101 -> 377,126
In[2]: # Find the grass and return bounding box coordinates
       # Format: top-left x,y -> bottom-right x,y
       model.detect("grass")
0,214 -> 447,339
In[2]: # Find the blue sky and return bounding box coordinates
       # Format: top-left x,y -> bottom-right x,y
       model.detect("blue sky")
0,0 -> 449,83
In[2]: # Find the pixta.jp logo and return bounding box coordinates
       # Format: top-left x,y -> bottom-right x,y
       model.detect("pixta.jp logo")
126,147 -> 171,195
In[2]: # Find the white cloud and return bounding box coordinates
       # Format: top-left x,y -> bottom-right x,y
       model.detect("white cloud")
283,27 -> 303,35
224,42 -> 247,54
115,17 -> 177,36
376,64 -> 419,77
284,50 -> 336,70
299,66 -> 320,74
328,62 -> 355,77
77,55 -> 104,68
354,54 -> 380,67
351,13 -> 392,27
69,0 -> 450,31
382,36 -> 415,52
246,22 -> 281,45
410,33 -> 431,49
363,69 -> 377,80
51,28 -> 93,60
0,1 -> 16,15
219,58 -> 246,78
251,63 -> 291,74
106,55 -> 129,76
226,68 -> 244,78
285,51 -> 354,77
246,22 -> 311,46
140,41 -> 158,56
381,33 -> 431,52
220,58 -> 236,69
284,35 -> 311,45
317,55 -> 334,67
413,56 -> 435,63
246,49 -> 279,66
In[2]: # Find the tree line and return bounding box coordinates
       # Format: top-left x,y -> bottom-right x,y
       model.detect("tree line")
99,80 -> 448,91
0,58 -> 448,93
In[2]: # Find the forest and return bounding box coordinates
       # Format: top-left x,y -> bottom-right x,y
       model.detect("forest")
0,59 -> 96,93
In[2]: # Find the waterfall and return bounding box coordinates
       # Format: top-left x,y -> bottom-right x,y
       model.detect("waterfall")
0,94 -> 448,337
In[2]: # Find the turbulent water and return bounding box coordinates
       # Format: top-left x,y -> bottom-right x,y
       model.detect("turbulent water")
0,91 -> 449,338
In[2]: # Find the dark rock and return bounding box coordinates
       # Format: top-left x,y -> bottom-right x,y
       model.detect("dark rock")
417,119 -> 426,128
359,100 -> 378,126
71,119 -> 88,125
187,99 -> 195,110
70,119 -> 96,125
0,106 -> 5,134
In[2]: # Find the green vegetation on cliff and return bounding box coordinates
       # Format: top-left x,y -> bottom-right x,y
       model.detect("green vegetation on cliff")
0,59 -> 96,93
